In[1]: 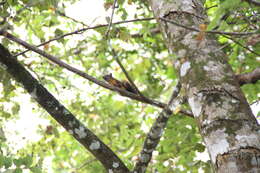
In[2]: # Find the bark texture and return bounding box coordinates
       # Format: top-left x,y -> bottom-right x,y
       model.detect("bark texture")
149,0 -> 260,172
0,44 -> 130,173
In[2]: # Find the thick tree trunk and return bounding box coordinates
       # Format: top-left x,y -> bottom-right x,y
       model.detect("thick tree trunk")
149,0 -> 260,172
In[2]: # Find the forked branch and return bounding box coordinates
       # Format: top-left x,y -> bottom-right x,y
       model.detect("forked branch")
0,31 -> 193,118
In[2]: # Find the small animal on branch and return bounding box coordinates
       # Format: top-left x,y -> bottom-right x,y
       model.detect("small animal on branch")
103,73 -> 137,94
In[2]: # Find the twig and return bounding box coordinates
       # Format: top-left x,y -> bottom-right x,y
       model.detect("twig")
75,158 -> 96,170
133,81 -> 182,173
160,17 -> 259,36
109,44 -> 144,97
221,35 -> 260,56
105,0 -> 117,38
56,10 -> 89,27
104,0 -> 144,97
205,5 -> 218,10
0,31 -> 193,118
0,44 -> 130,173
213,43 -> 230,53
14,17 -> 155,57
236,67 -> 260,86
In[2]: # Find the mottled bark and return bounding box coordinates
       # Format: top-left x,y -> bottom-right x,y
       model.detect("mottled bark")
133,82 -> 182,173
0,44 -> 130,173
149,0 -> 260,172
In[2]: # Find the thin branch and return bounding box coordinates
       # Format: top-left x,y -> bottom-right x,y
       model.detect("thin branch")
0,31 -> 159,106
14,17 -> 155,57
105,0 -> 117,38
222,35 -> 260,56
212,43 -> 231,53
133,81 -> 183,173
104,0 -> 144,97
160,17 -> 259,36
0,44 -> 130,173
0,31 -> 193,118
56,10 -> 89,27
109,44 -> 144,98
236,67 -> 260,86
160,17 -> 260,56
205,5 -> 218,10
75,158 -> 96,170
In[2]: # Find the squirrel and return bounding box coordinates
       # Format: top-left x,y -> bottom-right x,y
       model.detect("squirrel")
103,73 -> 137,94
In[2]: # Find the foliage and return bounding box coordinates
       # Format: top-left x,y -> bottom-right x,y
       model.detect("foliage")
0,0 -> 259,172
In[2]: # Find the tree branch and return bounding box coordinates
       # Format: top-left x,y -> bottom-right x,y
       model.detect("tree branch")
160,17 -> 259,36
14,17 -> 155,57
221,35 -> 260,56
105,0 -> 144,97
133,81 -> 182,173
0,44 -> 130,173
105,0 -> 118,38
56,10 -> 89,27
109,44 -> 144,97
0,31 -> 193,118
236,67 -> 260,86
160,17 -> 260,56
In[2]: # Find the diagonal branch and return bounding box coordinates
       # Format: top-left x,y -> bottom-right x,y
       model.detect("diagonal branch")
133,81 -> 182,173
0,44 -> 130,173
0,32 -> 159,106
105,0 -> 144,97
110,47 -> 144,97
236,67 -> 260,86
0,31 -> 193,117
56,10 -> 89,27
221,35 -> 260,56
160,17 -> 259,36
14,17 -> 155,57
105,0 -> 118,38
160,17 -> 260,56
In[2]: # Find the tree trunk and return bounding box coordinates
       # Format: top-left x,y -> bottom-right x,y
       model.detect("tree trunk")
148,0 -> 260,172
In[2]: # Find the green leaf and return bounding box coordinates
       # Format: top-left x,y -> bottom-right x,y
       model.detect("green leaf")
21,155 -> 33,167
4,157 -> 12,169
30,167 -> 42,173
208,0 -> 241,30
14,168 -> 23,173
11,103 -> 20,115
0,154 -> 5,167
194,143 -> 206,152
13,159 -> 23,167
